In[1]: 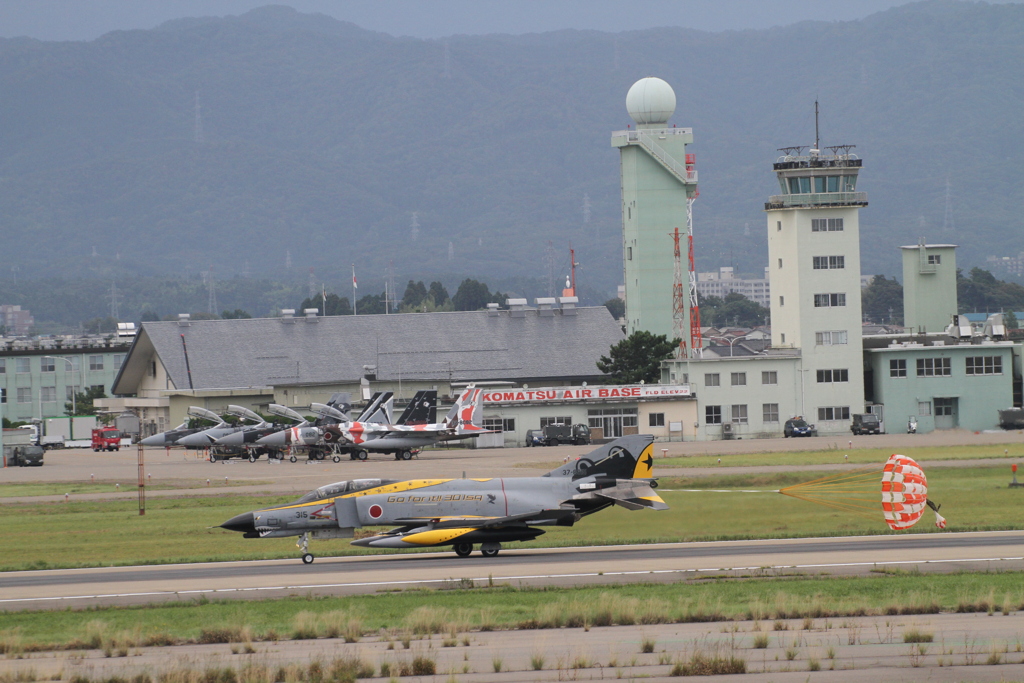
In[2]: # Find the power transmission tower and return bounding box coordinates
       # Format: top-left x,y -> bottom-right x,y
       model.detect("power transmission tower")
194,91 -> 204,144
410,212 -> 420,241
207,267 -> 217,315
285,250 -> 292,270
544,241 -> 557,297
448,242 -> 454,261
943,175 -> 954,230
386,260 -> 396,313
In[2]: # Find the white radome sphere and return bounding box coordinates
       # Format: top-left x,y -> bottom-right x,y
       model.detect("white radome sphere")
625,77 -> 676,125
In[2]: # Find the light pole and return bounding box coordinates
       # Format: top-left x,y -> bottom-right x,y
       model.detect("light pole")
44,356 -> 76,416
705,335 -> 739,357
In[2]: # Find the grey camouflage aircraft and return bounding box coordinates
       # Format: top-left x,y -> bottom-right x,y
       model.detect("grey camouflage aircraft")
220,434 -> 667,563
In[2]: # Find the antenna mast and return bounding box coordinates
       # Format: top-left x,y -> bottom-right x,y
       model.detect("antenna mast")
814,100 -> 819,150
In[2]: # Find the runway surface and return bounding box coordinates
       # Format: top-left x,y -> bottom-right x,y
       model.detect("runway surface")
3,531 -> 1022,609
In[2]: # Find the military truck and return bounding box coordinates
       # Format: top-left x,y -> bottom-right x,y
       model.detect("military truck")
4,444 -> 44,467
526,423 -> 591,447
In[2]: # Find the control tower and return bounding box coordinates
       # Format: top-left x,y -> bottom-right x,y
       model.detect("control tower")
765,140 -> 868,426
612,77 -> 698,341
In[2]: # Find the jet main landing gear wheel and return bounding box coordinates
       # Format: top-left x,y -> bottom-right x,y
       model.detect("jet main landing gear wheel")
357,450 -> 368,461
480,542 -> 501,558
400,450 -> 413,461
332,455 -> 341,463
297,533 -> 313,564
453,543 -> 473,557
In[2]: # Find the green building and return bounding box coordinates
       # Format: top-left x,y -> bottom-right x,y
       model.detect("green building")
902,242 -> 958,334
611,77 -> 698,343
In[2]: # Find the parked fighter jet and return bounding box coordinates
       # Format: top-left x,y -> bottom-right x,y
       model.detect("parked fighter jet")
140,407 -> 227,447
220,434 -> 666,563
177,405 -> 268,449
256,385 -> 485,460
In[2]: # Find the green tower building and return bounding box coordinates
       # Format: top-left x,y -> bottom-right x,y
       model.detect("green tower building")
612,77 -> 698,343
902,241 -> 958,333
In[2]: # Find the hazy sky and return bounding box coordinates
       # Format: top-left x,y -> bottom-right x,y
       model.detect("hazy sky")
1,0 -> 1013,42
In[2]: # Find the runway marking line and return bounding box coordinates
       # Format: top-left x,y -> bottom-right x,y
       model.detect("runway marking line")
2,555 -> 1021,606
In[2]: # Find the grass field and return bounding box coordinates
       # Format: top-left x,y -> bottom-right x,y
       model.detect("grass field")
0,465 -> 1019,571
2,572 -> 1023,649
0,480 -> 273,498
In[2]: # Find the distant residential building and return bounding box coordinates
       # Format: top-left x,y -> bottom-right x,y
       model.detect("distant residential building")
696,267 -> 771,307
986,253 -> 1024,277
0,305 -> 34,336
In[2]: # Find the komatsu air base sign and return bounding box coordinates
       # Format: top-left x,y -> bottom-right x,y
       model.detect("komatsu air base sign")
482,384 -> 691,405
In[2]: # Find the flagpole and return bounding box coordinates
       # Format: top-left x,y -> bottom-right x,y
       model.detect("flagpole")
351,264 -> 357,315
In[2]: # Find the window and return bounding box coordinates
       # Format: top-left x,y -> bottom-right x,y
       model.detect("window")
40,357 -> 55,372
482,417 -> 515,432
918,400 -> 932,416
816,330 -> 848,345
66,385 -> 80,401
763,403 -> 779,423
649,413 -> 665,427
811,218 -> 844,232
731,404 -> 748,424
66,356 -> 80,372
762,371 -> 777,385
17,387 -> 32,403
540,416 -> 572,428
816,368 -> 849,383
40,386 -> 56,403
889,359 -> 907,378
0,388 -> 5,404
0,359 -> 4,373
814,176 -> 826,193
777,221 -> 782,232
779,296 -> 784,306
113,354 -> 125,371
627,246 -> 632,260
150,360 -> 157,378
89,355 -> 104,371
827,176 -> 840,192
814,293 -> 846,307
927,254 -> 941,265
778,258 -> 783,269
705,405 -> 722,424
781,333 -> 786,344
731,372 -> 746,386
16,357 -> 30,373
966,356 -> 1002,375
917,357 -> 951,377
812,255 -> 845,270
704,373 -> 720,387
934,398 -> 954,416
817,406 -> 850,421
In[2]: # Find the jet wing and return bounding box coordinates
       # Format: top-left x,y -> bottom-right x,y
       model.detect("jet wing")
392,508 -> 580,530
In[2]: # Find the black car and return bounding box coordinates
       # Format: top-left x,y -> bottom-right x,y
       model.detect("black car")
784,418 -> 817,437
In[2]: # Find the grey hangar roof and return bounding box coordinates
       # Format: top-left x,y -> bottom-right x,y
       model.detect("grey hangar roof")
113,307 -> 624,394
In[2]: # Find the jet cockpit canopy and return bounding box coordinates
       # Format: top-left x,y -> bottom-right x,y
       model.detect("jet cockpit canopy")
293,479 -> 396,505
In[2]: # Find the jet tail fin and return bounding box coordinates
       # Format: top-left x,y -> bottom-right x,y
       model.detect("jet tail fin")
444,385 -> 484,434
396,390 -> 437,425
544,434 -> 656,480
358,391 -> 394,424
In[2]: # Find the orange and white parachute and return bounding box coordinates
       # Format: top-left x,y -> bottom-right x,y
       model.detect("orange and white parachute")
780,453 -> 946,530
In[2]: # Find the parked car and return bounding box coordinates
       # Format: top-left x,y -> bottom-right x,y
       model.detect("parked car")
784,418 -> 817,437
850,413 -> 881,435
525,424 -> 591,446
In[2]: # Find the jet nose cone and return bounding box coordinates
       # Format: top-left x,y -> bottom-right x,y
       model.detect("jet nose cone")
140,434 -> 165,446
256,430 -> 288,447
220,511 -> 256,534
215,432 -> 245,447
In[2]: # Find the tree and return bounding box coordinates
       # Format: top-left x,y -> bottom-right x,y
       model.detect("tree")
401,280 -> 429,309
597,330 -> 678,384
1004,311 -> 1019,330
355,292 -> 387,315
139,309 -> 160,322
428,281 -> 449,307
82,316 -> 120,334
958,267 -> 1024,313
221,309 -> 252,319
65,386 -> 106,416
299,293 -> 351,316
861,275 -> 904,324
452,279 -> 506,311
715,292 -> 767,327
603,298 -> 625,320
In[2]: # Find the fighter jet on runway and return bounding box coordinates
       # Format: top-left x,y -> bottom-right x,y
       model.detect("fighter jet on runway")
256,385 -> 485,460
220,434 -> 667,563
140,407 -> 227,447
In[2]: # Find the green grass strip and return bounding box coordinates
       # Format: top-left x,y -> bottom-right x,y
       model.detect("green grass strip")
2,571 -> 1023,652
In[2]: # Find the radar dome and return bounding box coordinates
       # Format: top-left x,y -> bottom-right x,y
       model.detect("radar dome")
625,77 -> 676,125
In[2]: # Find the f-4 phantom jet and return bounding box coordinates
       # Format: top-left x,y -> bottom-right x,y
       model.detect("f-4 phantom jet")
220,434 -> 667,563
140,407 -> 227,447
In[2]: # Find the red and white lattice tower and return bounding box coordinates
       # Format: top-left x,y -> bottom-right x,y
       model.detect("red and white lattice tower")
671,227 -> 688,358
686,196 -> 702,357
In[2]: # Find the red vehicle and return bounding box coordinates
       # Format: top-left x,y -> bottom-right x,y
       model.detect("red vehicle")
92,427 -> 121,452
